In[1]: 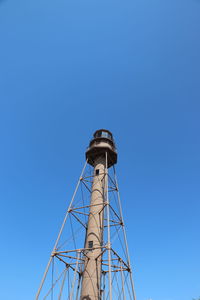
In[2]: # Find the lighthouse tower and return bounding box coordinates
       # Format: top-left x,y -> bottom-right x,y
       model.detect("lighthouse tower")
36,130 -> 136,300
80,129 -> 117,299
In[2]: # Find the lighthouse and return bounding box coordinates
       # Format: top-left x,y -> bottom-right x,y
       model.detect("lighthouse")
36,130 -> 136,300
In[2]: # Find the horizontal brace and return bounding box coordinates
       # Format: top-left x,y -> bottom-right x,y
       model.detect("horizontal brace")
104,223 -> 121,228
102,268 -> 128,273
104,218 -> 122,224
69,210 -> 89,216
102,258 -> 119,262
54,245 -> 106,255
70,202 -> 106,211
102,263 -> 122,269
55,254 -> 84,261
82,172 -> 105,180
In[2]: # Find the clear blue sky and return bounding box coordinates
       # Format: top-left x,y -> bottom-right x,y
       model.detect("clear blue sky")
0,0 -> 200,299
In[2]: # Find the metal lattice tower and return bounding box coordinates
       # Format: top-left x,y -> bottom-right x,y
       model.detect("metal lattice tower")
36,129 -> 136,300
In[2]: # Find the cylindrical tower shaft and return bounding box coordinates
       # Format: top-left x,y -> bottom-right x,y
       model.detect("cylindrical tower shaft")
80,156 -> 106,300
80,129 -> 117,300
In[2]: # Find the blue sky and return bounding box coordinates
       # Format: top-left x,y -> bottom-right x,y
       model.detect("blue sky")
0,0 -> 200,299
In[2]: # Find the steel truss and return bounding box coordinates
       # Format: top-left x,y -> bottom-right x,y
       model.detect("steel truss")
36,159 -> 136,300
